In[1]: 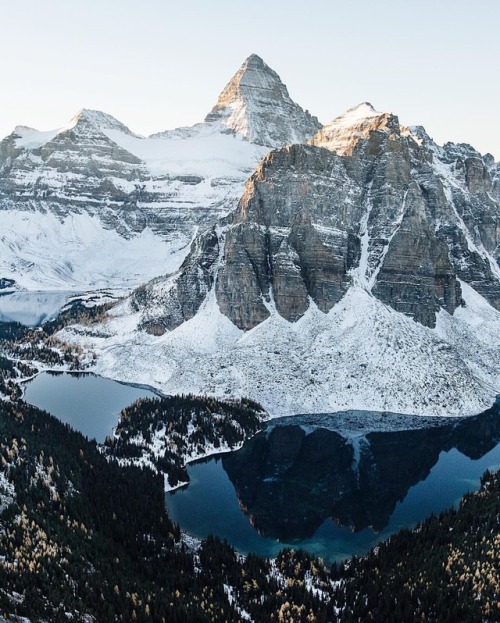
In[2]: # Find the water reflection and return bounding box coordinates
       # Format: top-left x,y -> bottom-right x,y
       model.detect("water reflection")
0,291 -> 74,325
221,403 -> 500,541
23,371 -> 157,442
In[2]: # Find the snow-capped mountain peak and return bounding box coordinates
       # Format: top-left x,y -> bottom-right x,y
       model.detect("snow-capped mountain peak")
204,54 -> 321,148
9,109 -> 137,150
62,108 -> 137,136
337,101 -> 380,121
310,102 -> 399,155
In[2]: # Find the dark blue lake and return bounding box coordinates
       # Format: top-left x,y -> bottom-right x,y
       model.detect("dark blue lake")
166,404 -> 500,564
23,372 -> 157,442
19,368 -> 500,564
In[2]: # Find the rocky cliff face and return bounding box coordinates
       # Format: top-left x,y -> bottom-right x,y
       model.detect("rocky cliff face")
134,107 -> 499,331
0,110 -> 146,232
309,102 -> 399,156
0,55 -> 319,290
60,97 -> 500,417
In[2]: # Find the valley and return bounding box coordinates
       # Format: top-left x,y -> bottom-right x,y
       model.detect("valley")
0,49 -> 499,622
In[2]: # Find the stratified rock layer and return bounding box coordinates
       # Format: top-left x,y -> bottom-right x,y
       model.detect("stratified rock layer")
134,105 -> 500,331
0,55 -> 321,289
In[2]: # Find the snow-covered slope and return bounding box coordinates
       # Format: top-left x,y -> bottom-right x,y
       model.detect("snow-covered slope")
103,124 -> 266,178
59,100 -> 500,418
0,210 -> 189,291
3,56 -> 499,418
0,55 -> 318,292
61,282 -> 500,417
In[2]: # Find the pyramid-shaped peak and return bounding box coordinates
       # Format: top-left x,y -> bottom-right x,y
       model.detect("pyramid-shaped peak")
243,53 -> 266,67
211,54 -> 285,106
205,55 -> 321,148
237,53 -> 279,80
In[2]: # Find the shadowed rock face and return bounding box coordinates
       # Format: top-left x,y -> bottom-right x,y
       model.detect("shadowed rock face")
134,228 -> 221,333
372,183 -> 462,328
220,145 -> 362,328
221,401 -> 500,540
134,107 -> 500,332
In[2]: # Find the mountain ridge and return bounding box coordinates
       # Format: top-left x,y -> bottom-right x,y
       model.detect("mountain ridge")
0,54 -> 321,291
58,99 -> 500,417
1,53 -> 499,417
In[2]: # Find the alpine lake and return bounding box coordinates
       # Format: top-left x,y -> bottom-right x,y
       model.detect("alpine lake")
6,291 -> 500,565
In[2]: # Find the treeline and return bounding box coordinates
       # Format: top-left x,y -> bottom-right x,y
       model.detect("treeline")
41,299 -> 115,335
0,400 -> 193,622
0,398 -> 334,622
0,395 -> 499,621
106,394 -> 267,486
0,353 -> 36,400
0,299 -> 108,373
329,469 -> 500,622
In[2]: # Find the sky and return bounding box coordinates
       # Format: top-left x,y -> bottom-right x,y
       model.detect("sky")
1,0 -> 499,158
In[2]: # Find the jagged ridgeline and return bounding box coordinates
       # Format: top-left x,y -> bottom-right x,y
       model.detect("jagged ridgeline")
0,55 -> 320,291
135,104 -> 500,332
96,96 -> 498,418
4,53 -> 500,416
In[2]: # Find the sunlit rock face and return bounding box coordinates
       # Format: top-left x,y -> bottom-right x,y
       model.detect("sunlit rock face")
309,102 -> 399,156
134,104 -> 500,331
205,54 -> 321,148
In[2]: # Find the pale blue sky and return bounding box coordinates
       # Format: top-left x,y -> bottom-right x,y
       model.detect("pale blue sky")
2,0 -> 499,157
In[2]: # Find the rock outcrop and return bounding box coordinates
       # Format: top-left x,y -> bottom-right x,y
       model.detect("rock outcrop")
309,102 -> 399,156
205,54 -> 321,147
135,106 -> 499,331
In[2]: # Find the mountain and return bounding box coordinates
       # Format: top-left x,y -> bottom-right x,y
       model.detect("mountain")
63,103 -> 500,417
0,55 -> 319,291
128,107 -> 500,331
204,53 -> 321,146
309,101 -> 398,155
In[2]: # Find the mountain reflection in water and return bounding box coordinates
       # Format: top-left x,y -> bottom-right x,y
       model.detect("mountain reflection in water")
221,403 -> 500,541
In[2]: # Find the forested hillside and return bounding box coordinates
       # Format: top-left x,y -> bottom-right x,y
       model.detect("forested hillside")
0,397 -> 499,622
